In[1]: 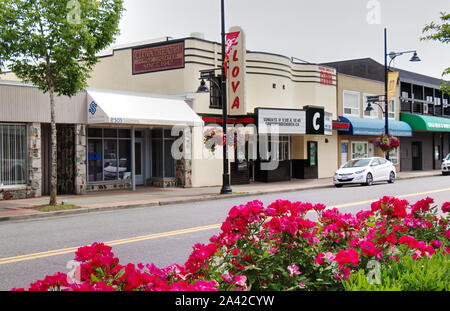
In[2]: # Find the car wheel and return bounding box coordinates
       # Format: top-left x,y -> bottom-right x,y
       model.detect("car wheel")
335,184 -> 343,188
388,171 -> 395,183
365,173 -> 373,186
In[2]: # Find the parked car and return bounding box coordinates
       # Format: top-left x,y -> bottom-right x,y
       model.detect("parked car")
442,154 -> 450,175
333,157 -> 396,187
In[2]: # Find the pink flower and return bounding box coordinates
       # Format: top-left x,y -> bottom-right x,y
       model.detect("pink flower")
234,275 -> 247,291
441,202 -> 450,213
335,248 -> 360,268
287,265 -> 301,277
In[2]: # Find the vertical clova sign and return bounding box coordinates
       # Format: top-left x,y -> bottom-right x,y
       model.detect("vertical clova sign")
227,26 -> 246,116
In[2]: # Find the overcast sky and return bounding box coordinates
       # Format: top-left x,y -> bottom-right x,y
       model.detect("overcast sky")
115,0 -> 449,79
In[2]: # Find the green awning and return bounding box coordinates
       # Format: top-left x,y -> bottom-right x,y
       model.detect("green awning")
400,113 -> 450,132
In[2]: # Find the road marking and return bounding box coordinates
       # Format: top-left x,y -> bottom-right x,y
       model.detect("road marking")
0,224 -> 221,265
1,187 -> 449,265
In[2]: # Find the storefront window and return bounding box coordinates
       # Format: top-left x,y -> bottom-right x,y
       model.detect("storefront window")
0,124 -> 27,186
88,139 -> 102,182
152,129 -> 175,178
264,136 -> 290,161
351,141 -> 368,159
388,98 -> 396,119
87,128 -> 132,183
389,148 -> 399,165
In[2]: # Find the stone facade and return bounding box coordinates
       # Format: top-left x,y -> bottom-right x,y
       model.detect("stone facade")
86,180 -> 132,192
74,124 -> 87,195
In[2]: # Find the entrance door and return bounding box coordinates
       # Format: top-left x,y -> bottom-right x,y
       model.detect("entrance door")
134,139 -> 144,185
412,142 -> 422,170
341,143 -> 348,166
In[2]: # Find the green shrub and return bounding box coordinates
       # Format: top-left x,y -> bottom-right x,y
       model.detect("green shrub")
343,249 -> 449,291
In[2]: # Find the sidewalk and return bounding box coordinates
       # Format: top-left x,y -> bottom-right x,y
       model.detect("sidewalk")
0,170 -> 442,222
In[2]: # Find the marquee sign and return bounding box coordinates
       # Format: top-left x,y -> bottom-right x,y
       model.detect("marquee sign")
132,41 -> 185,74
227,26 -> 246,116
257,108 -> 306,135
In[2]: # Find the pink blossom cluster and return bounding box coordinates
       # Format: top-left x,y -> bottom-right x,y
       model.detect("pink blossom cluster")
12,196 -> 449,291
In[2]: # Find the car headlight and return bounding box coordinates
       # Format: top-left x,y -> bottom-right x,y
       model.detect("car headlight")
354,169 -> 366,174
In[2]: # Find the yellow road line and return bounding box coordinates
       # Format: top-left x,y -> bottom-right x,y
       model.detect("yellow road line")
1,187 -> 449,265
0,224 -> 221,265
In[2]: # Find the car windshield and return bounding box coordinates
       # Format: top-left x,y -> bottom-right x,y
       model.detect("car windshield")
343,159 -> 371,168
445,154 -> 450,161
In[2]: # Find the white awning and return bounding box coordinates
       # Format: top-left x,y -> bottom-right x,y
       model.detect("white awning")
87,88 -> 203,127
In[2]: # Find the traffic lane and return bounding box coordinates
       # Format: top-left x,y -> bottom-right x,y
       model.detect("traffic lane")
1,178 -> 449,290
1,228 -> 218,291
0,176 -> 448,259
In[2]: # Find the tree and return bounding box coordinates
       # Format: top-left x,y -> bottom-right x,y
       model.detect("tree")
0,0 -> 124,205
421,12 -> 450,95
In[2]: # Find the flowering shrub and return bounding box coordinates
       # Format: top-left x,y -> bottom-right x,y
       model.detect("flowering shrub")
203,127 -> 245,153
374,133 -> 400,152
13,196 -> 449,291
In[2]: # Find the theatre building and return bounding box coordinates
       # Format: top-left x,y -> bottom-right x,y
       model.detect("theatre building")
0,29 -> 342,199
85,30 -> 340,187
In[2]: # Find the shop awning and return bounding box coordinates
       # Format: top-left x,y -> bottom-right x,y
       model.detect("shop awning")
87,89 -> 204,127
338,116 -> 412,137
400,113 -> 450,132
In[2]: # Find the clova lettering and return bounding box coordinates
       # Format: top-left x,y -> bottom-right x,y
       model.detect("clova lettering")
230,49 -> 241,111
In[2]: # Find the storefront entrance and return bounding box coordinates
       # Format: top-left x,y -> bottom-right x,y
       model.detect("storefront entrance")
412,142 -> 422,170
134,137 -> 144,185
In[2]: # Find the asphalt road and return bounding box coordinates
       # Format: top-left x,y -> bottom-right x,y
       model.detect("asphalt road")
0,175 -> 449,291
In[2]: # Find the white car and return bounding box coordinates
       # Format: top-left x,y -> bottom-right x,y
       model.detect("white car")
333,157 -> 396,187
442,154 -> 450,175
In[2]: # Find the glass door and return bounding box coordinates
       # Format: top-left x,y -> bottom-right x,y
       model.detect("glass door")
135,139 -> 144,185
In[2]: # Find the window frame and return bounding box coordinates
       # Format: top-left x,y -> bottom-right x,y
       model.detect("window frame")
362,93 -> 379,119
351,141 -> 368,160
343,90 -> 361,117
0,123 -> 28,186
87,127 -> 133,183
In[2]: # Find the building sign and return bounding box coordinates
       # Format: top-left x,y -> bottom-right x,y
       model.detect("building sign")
305,106 -> 325,135
387,72 -> 399,103
132,41 -> 185,74
227,26 -> 246,116
257,108 -> 306,135
318,66 -> 334,85
324,112 -> 333,136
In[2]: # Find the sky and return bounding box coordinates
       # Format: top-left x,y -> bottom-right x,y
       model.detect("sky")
115,0 -> 450,79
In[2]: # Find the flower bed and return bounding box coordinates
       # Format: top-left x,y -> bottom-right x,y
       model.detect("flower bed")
13,197 -> 449,291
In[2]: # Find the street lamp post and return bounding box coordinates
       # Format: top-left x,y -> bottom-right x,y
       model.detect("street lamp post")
219,0 -> 232,194
368,28 -> 421,160
196,0 -> 232,194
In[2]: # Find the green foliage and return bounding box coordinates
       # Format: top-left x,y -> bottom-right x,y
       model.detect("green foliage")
421,11 -> 450,95
0,0 -> 124,96
343,249 -> 450,291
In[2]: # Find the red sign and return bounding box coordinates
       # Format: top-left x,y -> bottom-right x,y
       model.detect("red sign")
132,41 -> 185,74
224,31 -> 240,78
319,66 -> 334,85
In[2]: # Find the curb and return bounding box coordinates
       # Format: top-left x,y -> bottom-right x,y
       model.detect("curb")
0,172 -> 441,223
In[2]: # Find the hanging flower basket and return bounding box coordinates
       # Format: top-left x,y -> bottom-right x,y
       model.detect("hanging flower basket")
374,133 -> 400,152
203,127 -> 245,153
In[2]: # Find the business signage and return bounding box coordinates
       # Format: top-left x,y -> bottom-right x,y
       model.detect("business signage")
305,106 -> 325,135
132,41 -> 185,74
324,112 -> 333,136
227,26 -> 246,116
387,71 -> 399,103
257,109 -> 306,135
